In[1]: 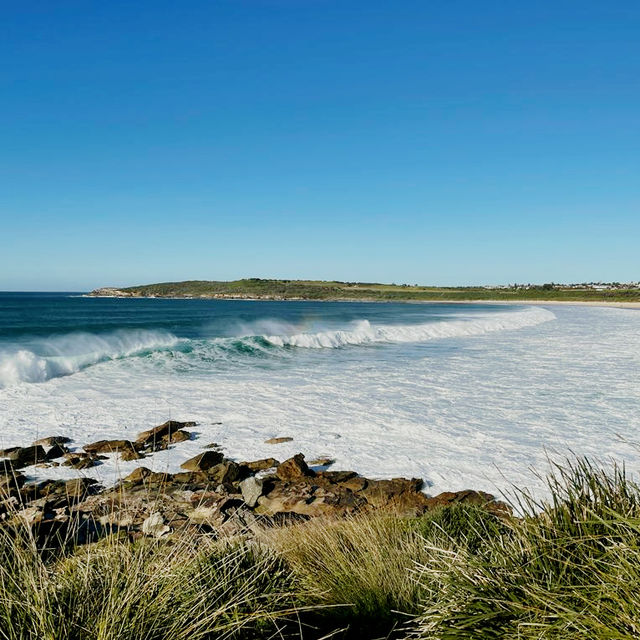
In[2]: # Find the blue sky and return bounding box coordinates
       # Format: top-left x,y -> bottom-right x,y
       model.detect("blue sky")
1,1 -> 638,290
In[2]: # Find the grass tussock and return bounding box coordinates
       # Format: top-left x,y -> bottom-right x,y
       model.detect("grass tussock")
266,511 -> 442,636
411,458 -> 640,639
0,527 -> 297,640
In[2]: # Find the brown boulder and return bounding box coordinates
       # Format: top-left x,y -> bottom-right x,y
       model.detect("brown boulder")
136,421 -> 196,447
33,436 -> 72,447
276,454 -> 315,482
180,450 -> 225,472
63,452 -> 103,469
317,470 -> 357,483
64,478 -> 99,500
123,467 -> 152,484
265,437 -> 293,444
0,469 -> 26,494
308,457 -> 335,467
425,489 -> 510,516
162,429 -> 191,445
120,448 -> 145,461
207,461 -> 242,485
84,439 -> 139,454
362,478 -> 430,516
241,458 -> 279,472
256,480 -> 367,517
1,445 -> 47,469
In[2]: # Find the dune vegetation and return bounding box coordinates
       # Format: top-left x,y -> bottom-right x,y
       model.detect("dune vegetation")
2,458 -> 640,639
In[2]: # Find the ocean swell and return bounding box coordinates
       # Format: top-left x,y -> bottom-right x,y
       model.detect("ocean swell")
264,307 -> 556,348
0,329 -> 178,387
0,308 -> 557,386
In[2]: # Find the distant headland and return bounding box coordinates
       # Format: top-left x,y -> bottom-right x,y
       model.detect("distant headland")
89,278 -> 640,304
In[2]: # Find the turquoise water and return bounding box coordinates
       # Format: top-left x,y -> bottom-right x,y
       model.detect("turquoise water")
0,292 -> 542,384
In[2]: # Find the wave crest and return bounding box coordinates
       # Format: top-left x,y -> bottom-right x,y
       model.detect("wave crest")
0,329 -> 178,387
264,307 -> 556,349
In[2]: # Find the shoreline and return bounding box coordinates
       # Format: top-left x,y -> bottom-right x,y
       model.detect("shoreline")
85,293 -> 640,309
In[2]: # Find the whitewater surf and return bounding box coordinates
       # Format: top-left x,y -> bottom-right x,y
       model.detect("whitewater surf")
0,293 -> 639,500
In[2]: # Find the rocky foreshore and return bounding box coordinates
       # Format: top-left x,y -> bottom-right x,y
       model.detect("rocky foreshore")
1,420 -> 507,545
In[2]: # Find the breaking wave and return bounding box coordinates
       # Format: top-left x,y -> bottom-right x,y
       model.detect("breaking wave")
0,329 -> 178,387
0,307 -> 556,386
264,307 -> 556,348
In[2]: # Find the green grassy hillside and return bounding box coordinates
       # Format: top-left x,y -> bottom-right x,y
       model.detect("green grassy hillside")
90,278 -> 640,302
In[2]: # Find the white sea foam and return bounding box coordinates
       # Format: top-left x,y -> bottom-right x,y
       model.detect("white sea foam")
0,329 -> 178,387
264,307 -> 556,348
1,305 -> 638,500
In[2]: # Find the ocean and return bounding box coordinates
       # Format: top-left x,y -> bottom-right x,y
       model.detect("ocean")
1,292 -> 639,498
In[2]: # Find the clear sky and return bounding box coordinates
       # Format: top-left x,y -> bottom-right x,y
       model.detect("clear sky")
1,1 -> 638,290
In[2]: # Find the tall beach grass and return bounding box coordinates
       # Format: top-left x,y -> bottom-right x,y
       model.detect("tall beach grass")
2,457 -> 640,639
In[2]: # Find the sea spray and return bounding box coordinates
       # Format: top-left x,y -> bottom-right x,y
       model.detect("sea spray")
0,329 -> 178,387
0,307 -> 556,386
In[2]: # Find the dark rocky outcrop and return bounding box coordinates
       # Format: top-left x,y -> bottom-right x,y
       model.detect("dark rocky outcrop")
0,421 -> 509,548
46,443 -> 69,460
0,445 -> 47,469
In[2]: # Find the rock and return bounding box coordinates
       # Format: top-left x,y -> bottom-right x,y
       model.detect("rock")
0,469 -> 26,494
180,450 -> 225,472
317,470 -> 357,483
340,476 -> 368,492
161,429 -> 191,445
256,480 -> 366,517
171,471 -> 210,486
424,489 -> 509,516
136,421 -> 196,447
124,467 -> 153,484
64,478 -> 99,500
276,454 -> 315,482
207,461 -> 243,485
239,476 -> 263,507
218,505 -> 263,537
265,437 -> 293,445
62,452 -> 102,469
84,439 -> 139,454
46,443 -> 69,460
1,445 -> 47,469
142,512 -> 170,538
0,459 -> 18,476
120,448 -> 145,461
241,458 -> 279,472
33,436 -> 72,447
204,442 -> 222,449
308,457 -> 335,467
362,478 -> 430,516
